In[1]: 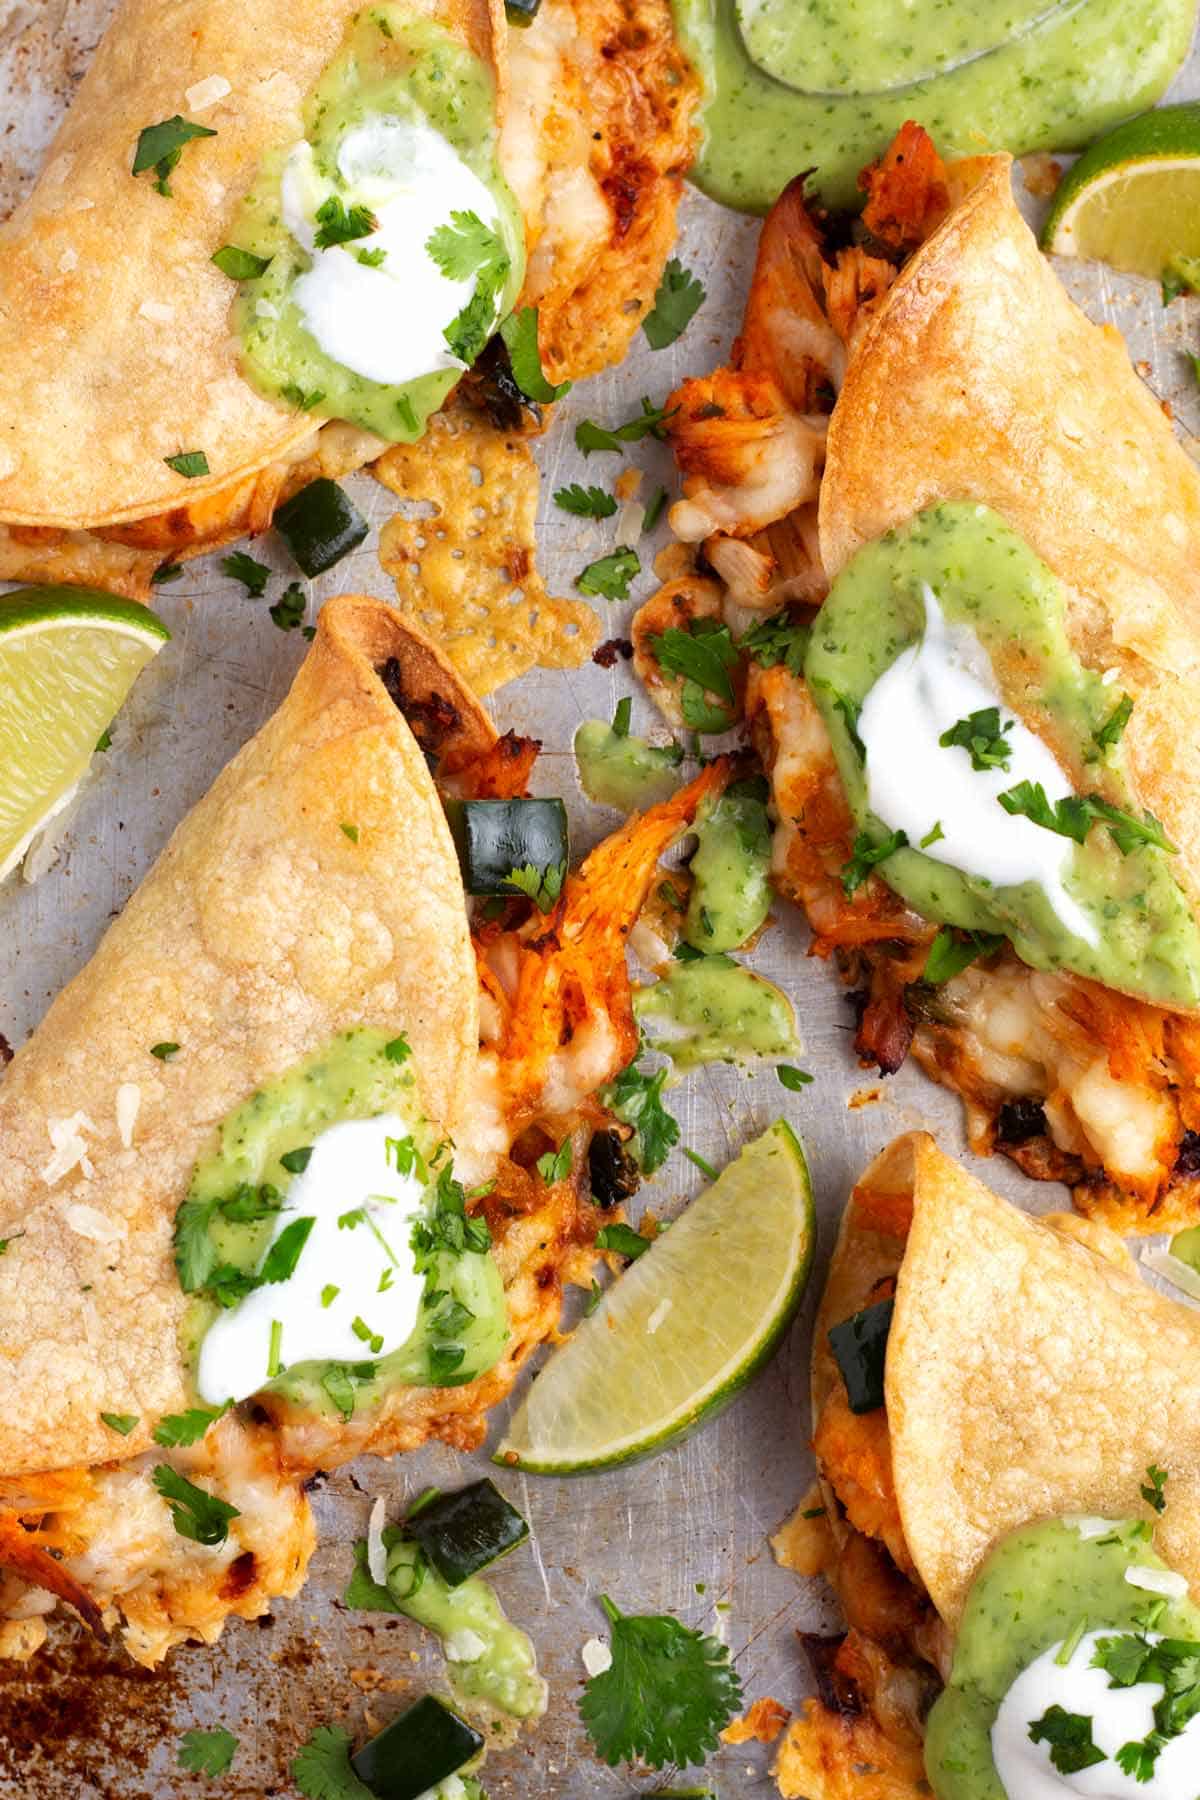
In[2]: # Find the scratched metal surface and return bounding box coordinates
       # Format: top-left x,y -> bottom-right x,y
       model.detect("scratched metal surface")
1,4 -> 1200,1794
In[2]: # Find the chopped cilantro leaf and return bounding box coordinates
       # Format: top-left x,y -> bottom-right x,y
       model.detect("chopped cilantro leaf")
217,1182 -> 281,1224
354,246 -> 386,268
554,483 -> 616,518
444,273 -> 505,366
292,1723 -> 375,1800
173,1195 -> 218,1293
776,1064 -> 813,1091
643,258 -> 706,349
95,726 -> 114,751
604,1055 -> 679,1174
578,546 -> 640,600
178,1726 -> 239,1777
269,583 -> 306,632
919,821 -> 945,848
150,564 -> 182,587
939,706 -> 1013,772
100,1411 -> 139,1436
1142,1463 -> 1169,1514
280,1146 -> 313,1175
259,1216 -> 316,1285
1115,1735 -> 1166,1780
314,197 -> 379,249
151,1041 -> 180,1060
340,822 -> 359,843
500,305 -> 571,402
741,609 -> 809,676
596,1222 -> 651,1260
152,1464 -> 240,1546
923,926 -> 1005,985
211,244 -> 270,281
164,450 -> 209,479
841,828 -> 908,896
579,1594 -> 743,1767
1094,692 -> 1134,754
351,1315 -> 384,1355
384,1033 -> 411,1063
132,116 -> 216,197
536,1140 -> 573,1185
153,1404 -> 226,1448
503,861 -> 566,914
612,695 -> 632,737
649,618 -> 738,733
1028,1705 -> 1106,1774
221,551 -> 270,596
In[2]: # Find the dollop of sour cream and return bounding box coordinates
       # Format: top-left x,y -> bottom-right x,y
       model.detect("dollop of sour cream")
281,116 -> 503,386
858,585 -> 1097,945
993,1630 -> 1200,1798
196,1115 -> 426,1405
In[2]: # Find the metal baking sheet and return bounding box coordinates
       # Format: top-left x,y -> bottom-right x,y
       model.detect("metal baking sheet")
2,5 -> 1200,1793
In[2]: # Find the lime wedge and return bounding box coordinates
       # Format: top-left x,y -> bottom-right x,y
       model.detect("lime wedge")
1044,103 -> 1200,277
495,1120 -> 814,1473
0,587 -> 169,880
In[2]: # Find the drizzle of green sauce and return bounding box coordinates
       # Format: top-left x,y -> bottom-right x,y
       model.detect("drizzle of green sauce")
386,1538 -> 547,1723
227,5 -> 523,436
672,0 -> 1194,210
180,1029 -> 507,1416
634,955 -> 799,1068
926,1517 -> 1200,1798
685,786 -> 773,954
573,718 -> 683,814
806,501 -> 1200,1009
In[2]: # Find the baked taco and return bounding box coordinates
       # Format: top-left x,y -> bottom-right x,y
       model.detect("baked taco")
648,124 -> 1200,1228
0,0 -> 696,596
0,596 -> 725,1665
777,1130 -> 1200,1799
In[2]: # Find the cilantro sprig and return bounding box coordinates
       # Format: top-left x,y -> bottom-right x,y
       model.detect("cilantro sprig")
579,1595 -> 742,1768
642,258 -> 706,349
425,209 -> 505,281
997,781 -> 1176,855
576,397 -> 677,455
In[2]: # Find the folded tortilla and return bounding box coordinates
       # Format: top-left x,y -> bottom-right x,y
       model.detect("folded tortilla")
0,0 -> 498,546
814,1132 -> 1200,1630
0,594 -> 478,1478
819,153 -> 1200,923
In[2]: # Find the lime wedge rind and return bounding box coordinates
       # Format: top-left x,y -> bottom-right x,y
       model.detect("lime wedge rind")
1043,102 -> 1200,276
495,1120 -> 815,1475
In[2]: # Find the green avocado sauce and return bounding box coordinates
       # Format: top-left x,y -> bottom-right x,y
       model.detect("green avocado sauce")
178,1029 -> 507,1417
805,501 -> 1200,1009
634,954 -> 799,1069
226,5 -> 523,437
672,0 -> 1194,211
684,784 -> 773,955
348,1529 -> 545,1727
926,1516 -> 1200,1798
573,718 -> 684,814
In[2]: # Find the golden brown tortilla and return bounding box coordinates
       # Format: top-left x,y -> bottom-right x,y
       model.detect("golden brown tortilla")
819,154 -> 1200,919
0,596 -> 477,1477
0,0 -> 500,532
820,1133 -> 1200,1629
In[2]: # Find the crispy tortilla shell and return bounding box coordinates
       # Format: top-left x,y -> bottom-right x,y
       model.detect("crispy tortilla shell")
0,597 -> 477,1476
0,0 -> 500,531
819,153 -> 1200,929
819,1133 -> 1200,1630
